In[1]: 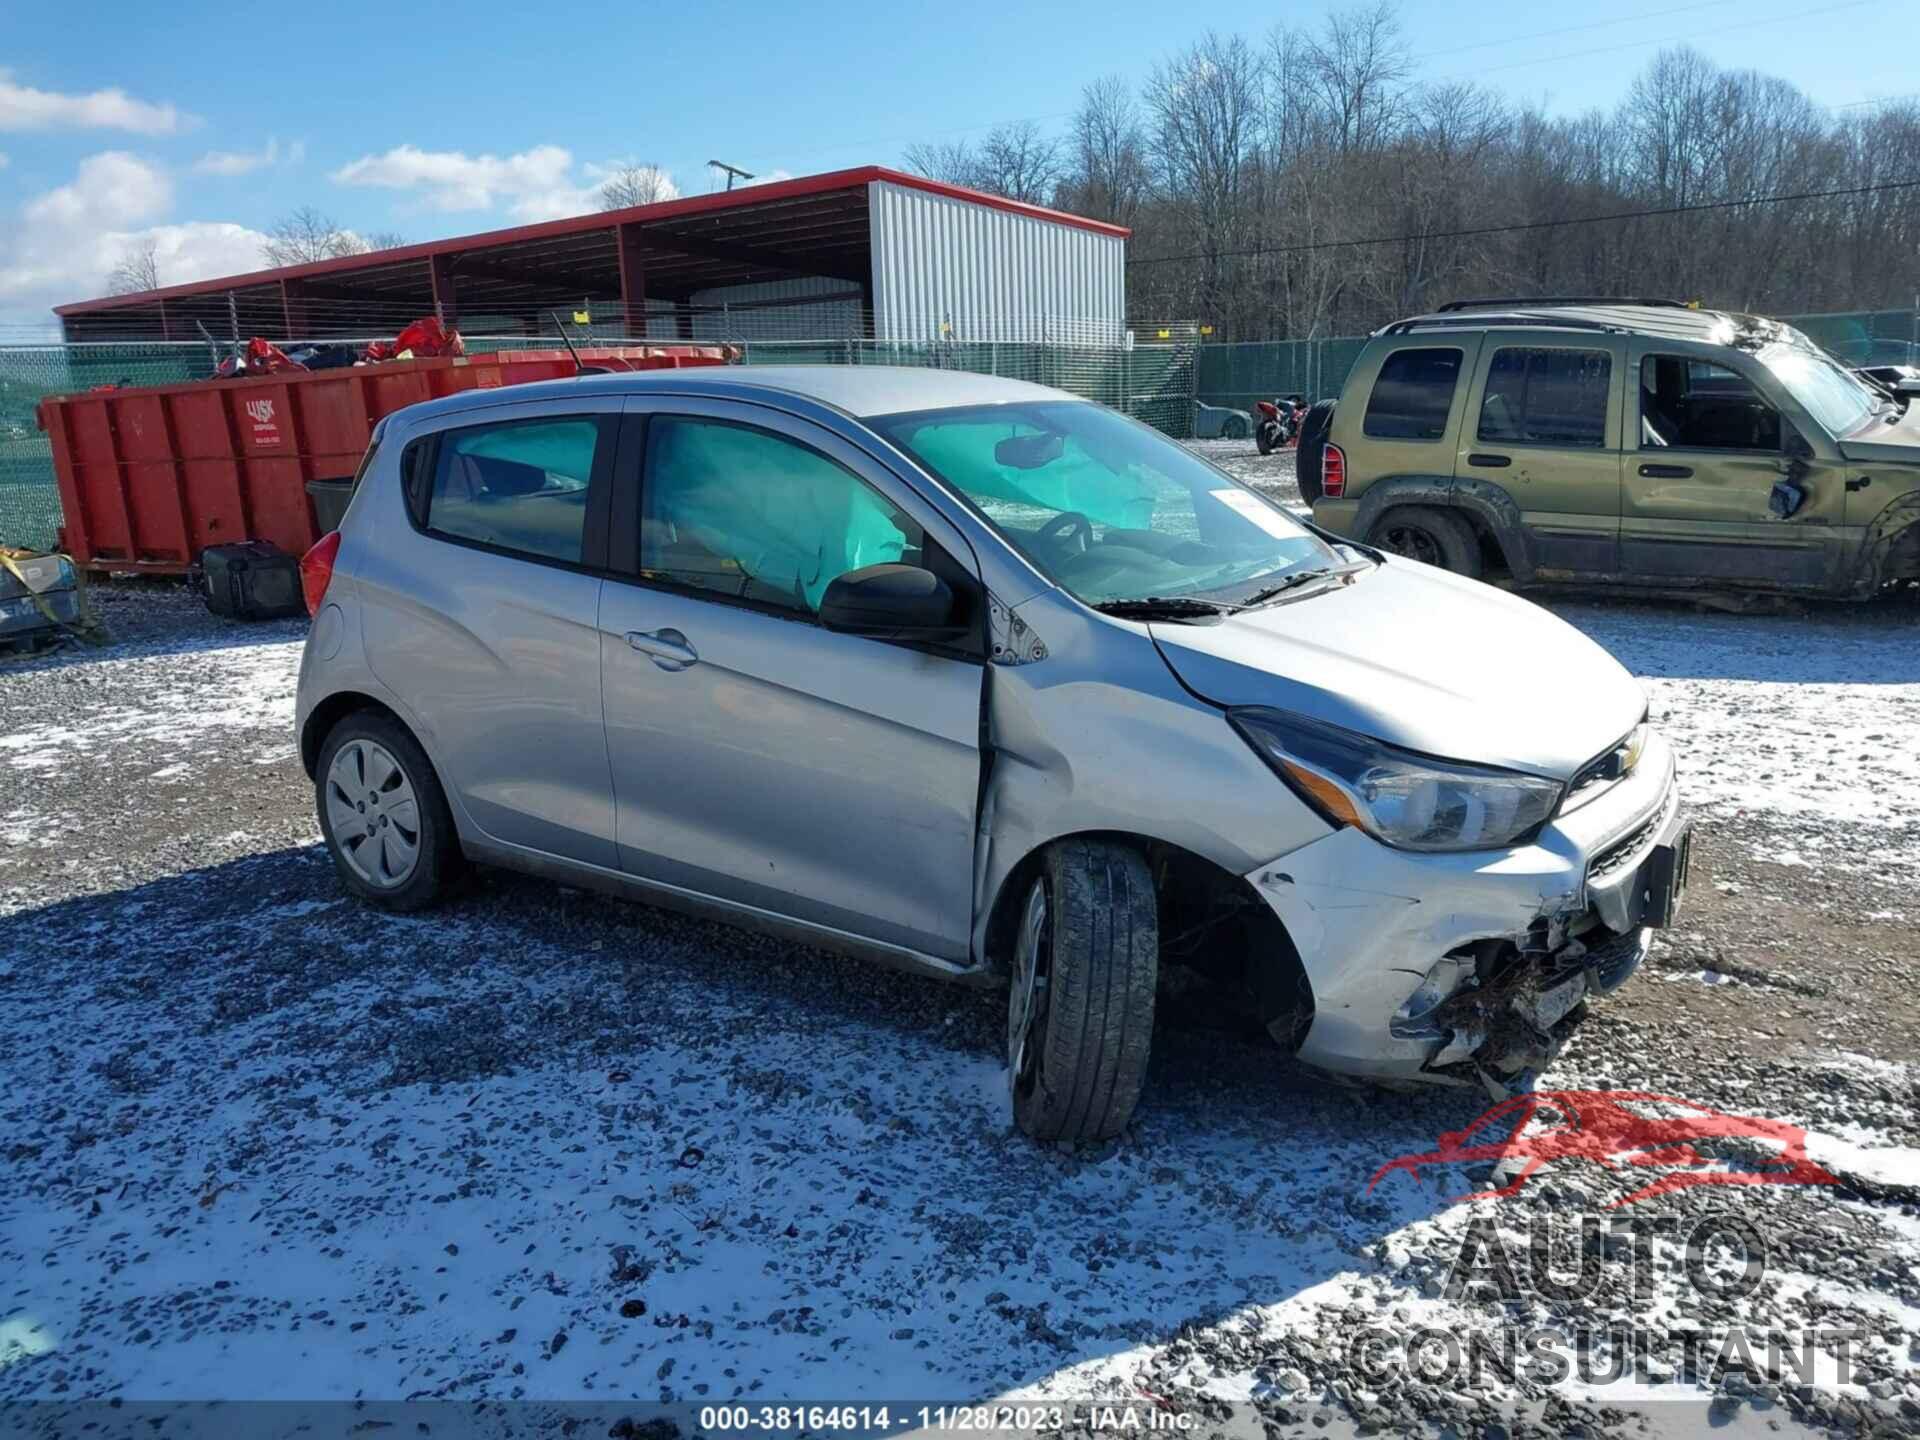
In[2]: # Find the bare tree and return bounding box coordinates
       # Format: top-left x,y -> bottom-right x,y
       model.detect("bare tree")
1302,0 -> 1411,152
596,164 -> 675,211
1065,77 -> 1150,225
263,207 -> 368,266
106,237 -> 161,296
902,138 -> 982,189
362,230 -> 409,251
973,121 -> 1063,204
903,15 -> 1920,340
1145,31 -> 1263,320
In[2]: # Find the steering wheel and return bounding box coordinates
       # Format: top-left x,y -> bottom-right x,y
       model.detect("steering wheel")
1037,510 -> 1095,558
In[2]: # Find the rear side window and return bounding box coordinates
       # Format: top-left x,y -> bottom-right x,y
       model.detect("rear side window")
1478,348 -> 1611,448
1363,348 -> 1463,440
424,417 -> 601,564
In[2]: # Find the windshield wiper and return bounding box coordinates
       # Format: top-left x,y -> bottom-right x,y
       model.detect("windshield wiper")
1092,596 -> 1238,620
1240,568 -> 1339,607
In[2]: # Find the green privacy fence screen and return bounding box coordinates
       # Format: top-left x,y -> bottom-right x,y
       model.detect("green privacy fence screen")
1192,309 -> 1920,414
3,310 -> 1911,555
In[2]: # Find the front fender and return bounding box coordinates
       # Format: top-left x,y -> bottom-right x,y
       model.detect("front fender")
1352,474 -> 1533,580
1851,488 -> 1920,595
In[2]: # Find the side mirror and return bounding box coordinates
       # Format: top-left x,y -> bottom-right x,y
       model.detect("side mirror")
819,564 -> 962,637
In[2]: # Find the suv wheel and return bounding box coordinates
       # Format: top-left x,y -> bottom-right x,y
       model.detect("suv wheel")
316,710 -> 462,911
1369,505 -> 1483,579
1007,840 -> 1158,1143
1293,399 -> 1338,504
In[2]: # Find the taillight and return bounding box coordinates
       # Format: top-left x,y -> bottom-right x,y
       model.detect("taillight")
1322,443 -> 1346,499
301,530 -> 342,615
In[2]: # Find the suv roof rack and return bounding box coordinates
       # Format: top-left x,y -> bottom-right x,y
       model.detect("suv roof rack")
1379,313 -> 1630,337
1435,296 -> 1694,312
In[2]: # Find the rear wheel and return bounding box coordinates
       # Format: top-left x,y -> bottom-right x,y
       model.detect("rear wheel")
316,711 -> 462,911
1007,840 -> 1158,1143
1368,505 -> 1483,578
1294,399 -> 1337,504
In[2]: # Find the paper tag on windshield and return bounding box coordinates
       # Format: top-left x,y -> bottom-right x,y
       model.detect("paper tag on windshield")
1211,488 -> 1295,539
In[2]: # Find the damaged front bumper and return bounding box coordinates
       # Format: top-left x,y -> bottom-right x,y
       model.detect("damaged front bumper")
1245,729 -> 1686,1095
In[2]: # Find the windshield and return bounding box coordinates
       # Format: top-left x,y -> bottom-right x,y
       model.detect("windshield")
873,401 -> 1334,605
1756,340 -> 1880,436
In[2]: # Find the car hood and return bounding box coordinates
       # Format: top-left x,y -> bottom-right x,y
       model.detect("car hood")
1839,401 -> 1920,464
1149,561 -> 1646,777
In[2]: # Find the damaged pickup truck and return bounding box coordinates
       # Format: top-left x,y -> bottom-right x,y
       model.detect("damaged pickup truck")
296,367 -> 1687,1146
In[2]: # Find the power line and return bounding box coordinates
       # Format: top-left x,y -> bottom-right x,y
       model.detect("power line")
1423,0 -> 1738,59
1437,0 -> 1871,81
1831,91 -> 1920,110
1126,176 -> 1920,268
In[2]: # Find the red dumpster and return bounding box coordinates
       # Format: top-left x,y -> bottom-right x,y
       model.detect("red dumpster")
36,345 -> 734,574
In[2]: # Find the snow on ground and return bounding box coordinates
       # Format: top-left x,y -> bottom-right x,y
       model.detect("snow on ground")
2,529 -> 1918,1435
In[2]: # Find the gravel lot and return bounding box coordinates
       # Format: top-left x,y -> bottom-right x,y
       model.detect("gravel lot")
2,445 -> 1917,1437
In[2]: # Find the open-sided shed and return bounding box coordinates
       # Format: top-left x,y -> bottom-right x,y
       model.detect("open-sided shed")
54,167 -> 1128,346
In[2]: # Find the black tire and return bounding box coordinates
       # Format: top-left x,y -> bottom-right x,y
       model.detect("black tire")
315,710 -> 463,911
1007,840 -> 1158,1143
1221,412 -> 1249,440
1368,504 -> 1483,579
1294,399 -> 1338,505
1255,420 -> 1279,455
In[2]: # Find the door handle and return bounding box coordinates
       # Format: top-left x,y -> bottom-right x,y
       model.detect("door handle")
1639,464 -> 1693,478
626,627 -> 698,671
1466,453 -> 1511,467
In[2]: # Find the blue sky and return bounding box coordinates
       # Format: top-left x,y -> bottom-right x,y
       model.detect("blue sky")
2,0 -> 1914,331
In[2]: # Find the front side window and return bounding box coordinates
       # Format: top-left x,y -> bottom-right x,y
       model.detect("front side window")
1640,356 -> 1781,451
640,417 -> 919,615
425,417 -> 599,563
873,400 -> 1332,606
1477,347 -> 1611,448
1363,347 -> 1463,440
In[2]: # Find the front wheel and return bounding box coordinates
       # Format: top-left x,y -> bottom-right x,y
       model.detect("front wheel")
1255,420 -> 1281,455
1007,840 -> 1158,1143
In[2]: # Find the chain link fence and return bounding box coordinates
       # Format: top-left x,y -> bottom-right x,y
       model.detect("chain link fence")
4,306 -> 1910,554
0,329 -> 1203,552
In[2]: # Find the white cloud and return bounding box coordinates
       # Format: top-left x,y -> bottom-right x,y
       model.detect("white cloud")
23,151 -> 170,230
739,168 -> 793,187
0,151 -> 268,321
0,151 -> 9,169
194,137 -> 298,177
0,69 -> 190,135
331,143 -> 613,221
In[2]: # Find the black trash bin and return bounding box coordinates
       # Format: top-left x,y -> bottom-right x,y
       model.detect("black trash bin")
306,480 -> 353,534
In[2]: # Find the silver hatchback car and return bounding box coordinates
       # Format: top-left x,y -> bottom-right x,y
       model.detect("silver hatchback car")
296,367 -> 1689,1141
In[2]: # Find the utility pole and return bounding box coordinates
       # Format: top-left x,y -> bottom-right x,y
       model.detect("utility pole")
708,160 -> 754,191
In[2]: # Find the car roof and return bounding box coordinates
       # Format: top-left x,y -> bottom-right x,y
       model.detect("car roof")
390,364 -> 1075,428
1377,301 -> 1773,346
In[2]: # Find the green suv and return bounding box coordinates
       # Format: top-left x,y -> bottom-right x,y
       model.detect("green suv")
1305,299 -> 1920,600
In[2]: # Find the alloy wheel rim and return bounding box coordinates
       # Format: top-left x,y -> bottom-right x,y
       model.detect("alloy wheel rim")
1007,878 -> 1052,1099
1381,523 -> 1443,566
325,739 -> 421,888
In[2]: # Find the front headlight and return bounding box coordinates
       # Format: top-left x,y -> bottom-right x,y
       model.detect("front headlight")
1230,707 -> 1564,852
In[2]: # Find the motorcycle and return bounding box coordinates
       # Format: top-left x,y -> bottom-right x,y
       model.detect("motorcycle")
1254,395 -> 1308,454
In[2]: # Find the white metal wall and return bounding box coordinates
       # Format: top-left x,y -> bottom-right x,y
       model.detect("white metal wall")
867,180 -> 1126,344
